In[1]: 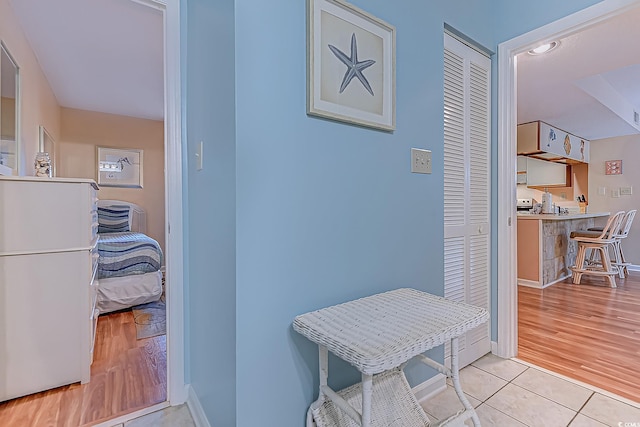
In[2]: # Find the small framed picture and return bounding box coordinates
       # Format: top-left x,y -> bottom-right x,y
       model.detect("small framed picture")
97,147 -> 143,188
307,0 -> 395,131
605,160 -> 622,175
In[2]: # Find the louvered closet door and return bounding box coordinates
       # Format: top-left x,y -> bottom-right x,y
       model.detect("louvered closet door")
443,33 -> 491,368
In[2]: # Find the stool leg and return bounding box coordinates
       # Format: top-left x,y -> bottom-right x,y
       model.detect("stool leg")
613,241 -> 624,279
599,246 -> 617,288
573,244 -> 586,284
620,243 -> 629,277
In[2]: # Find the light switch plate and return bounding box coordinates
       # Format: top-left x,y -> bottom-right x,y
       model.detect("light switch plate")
611,188 -> 620,198
620,186 -> 633,196
196,141 -> 203,171
411,148 -> 432,174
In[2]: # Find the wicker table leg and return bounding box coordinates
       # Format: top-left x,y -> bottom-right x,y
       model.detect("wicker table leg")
450,337 -> 480,426
361,373 -> 373,427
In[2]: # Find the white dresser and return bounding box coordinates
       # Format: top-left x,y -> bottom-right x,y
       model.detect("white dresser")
0,176 -> 99,402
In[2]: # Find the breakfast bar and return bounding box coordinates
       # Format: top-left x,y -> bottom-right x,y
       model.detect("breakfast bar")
517,212 -> 609,288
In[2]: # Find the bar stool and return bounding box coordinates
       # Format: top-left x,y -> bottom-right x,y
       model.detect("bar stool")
611,209 -> 636,278
570,211 -> 625,287
586,210 -> 636,278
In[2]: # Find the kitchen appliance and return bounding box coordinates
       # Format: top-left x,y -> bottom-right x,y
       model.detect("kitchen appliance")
517,198 -> 533,212
541,188 -> 554,214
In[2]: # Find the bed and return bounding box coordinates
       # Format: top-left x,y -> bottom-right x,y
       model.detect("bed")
96,200 -> 164,314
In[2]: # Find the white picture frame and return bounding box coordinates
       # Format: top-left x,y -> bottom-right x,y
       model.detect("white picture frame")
307,0 -> 396,131
97,147 -> 143,188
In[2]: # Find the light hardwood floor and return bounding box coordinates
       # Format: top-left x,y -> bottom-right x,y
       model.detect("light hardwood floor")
518,271 -> 640,403
0,310 -> 166,426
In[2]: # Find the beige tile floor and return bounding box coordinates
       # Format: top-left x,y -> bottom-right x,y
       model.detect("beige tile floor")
110,354 -> 640,427
421,353 -> 640,427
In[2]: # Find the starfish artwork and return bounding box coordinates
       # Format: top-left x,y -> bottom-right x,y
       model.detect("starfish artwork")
328,33 -> 376,96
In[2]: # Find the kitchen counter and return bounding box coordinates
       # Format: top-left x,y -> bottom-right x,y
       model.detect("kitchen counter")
516,212 -> 609,220
517,212 -> 609,288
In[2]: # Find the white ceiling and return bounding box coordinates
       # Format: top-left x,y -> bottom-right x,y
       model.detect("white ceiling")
9,0 -> 164,121
517,6 -> 640,141
8,1 -> 640,134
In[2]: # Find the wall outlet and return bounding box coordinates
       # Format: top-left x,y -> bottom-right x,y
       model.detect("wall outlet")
611,188 -> 620,198
598,186 -> 606,196
620,186 -> 633,196
411,148 -> 432,174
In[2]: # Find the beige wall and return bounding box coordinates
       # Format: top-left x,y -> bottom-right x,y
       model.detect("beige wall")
0,0 -> 61,175
589,135 -> 640,265
58,108 -> 165,253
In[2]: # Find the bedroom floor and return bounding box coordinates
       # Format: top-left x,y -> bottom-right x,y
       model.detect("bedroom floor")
0,310 -> 167,426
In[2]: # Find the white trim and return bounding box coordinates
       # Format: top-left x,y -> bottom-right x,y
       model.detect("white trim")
496,0 -> 640,359
412,373 -> 447,404
162,0 -> 187,406
626,264 -> 640,272
517,275 -> 568,289
491,341 -> 497,354
91,402 -> 170,427
187,385 -> 213,427
513,358 -> 640,409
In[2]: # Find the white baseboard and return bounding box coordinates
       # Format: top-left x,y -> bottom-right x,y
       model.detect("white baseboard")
187,385 -> 212,427
412,373 -> 447,404
626,264 -> 640,272
518,275 -> 567,289
491,341 -> 498,354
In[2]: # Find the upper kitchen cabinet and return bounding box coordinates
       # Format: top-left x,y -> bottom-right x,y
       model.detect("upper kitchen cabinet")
517,155 -> 570,187
517,121 -> 589,164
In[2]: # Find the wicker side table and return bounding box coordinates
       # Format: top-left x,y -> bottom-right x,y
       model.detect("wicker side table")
294,288 -> 490,427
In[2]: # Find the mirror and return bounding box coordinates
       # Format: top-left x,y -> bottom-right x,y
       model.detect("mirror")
0,42 -> 19,175
39,125 -> 55,177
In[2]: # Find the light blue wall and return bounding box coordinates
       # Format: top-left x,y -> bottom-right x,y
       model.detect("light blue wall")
183,0 -> 237,426
182,0 -> 608,426
234,1 -> 492,425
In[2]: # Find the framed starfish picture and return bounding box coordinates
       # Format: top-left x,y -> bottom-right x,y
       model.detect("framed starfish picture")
307,0 -> 395,131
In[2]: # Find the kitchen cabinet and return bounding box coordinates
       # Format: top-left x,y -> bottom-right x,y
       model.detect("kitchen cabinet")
517,155 -> 570,187
517,213 -> 609,288
517,121 -> 590,163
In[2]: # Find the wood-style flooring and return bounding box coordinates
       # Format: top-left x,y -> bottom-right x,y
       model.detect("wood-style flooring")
0,310 -> 166,426
518,272 -> 640,403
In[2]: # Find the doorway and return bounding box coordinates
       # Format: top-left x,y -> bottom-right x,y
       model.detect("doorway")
496,0 -> 640,391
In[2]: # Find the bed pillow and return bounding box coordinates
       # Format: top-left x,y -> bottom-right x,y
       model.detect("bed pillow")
98,205 -> 131,233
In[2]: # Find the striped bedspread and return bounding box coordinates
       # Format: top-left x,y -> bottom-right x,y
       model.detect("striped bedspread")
97,232 -> 163,279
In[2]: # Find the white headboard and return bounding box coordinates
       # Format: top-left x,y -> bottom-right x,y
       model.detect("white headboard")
97,199 -> 147,234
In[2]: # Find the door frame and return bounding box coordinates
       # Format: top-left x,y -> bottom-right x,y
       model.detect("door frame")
496,0 -> 640,358
132,0 -> 187,404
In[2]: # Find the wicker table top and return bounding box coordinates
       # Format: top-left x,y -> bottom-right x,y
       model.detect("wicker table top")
294,288 -> 489,376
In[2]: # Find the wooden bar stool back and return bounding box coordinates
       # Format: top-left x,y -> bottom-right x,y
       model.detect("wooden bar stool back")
570,211 -> 625,288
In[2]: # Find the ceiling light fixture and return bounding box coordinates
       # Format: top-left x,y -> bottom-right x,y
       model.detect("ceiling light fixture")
528,41 -> 559,55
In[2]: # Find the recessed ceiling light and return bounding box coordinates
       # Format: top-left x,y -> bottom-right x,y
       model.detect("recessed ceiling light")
528,41 -> 559,55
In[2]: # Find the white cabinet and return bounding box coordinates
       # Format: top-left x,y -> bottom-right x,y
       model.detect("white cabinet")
517,155 -> 569,187
0,177 -> 98,402
517,121 -> 590,163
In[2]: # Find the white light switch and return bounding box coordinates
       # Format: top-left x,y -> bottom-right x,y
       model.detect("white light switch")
620,186 -> 633,196
611,188 -> 620,198
598,186 -> 606,196
411,148 -> 432,174
196,141 -> 203,171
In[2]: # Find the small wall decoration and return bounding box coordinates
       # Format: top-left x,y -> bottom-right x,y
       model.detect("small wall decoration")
97,147 -> 143,188
307,0 -> 395,131
605,160 -> 622,175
